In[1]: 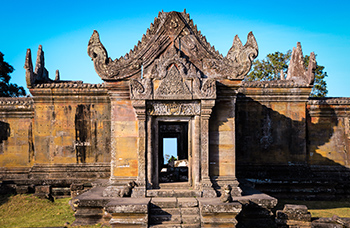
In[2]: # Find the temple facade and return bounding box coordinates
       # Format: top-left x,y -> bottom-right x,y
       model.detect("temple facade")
1,10 -> 350,227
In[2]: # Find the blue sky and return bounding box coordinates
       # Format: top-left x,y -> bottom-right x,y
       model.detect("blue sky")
1,0 -> 350,97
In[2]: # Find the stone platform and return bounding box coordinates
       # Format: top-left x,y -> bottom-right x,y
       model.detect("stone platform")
72,182 -> 277,227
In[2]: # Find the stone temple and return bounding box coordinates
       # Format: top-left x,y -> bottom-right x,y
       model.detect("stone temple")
1,10 -> 350,227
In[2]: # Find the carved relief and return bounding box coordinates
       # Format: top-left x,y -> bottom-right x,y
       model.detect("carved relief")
129,45 -> 217,100
193,78 -> 216,99
148,102 -> 200,116
88,10 -> 257,81
155,65 -> 192,100
225,32 -> 259,79
129,78 -> 152,99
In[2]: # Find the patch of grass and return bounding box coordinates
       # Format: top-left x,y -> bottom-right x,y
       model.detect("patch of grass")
276,199 -> 350,218
0,194 -> 110,228
0,194 -> 74,227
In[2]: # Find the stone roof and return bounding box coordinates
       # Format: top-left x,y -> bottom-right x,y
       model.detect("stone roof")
87,10 -> 258,81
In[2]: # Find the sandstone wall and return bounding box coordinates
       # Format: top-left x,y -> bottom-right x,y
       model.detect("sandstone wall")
307,98 -> 350,168
0,83 -> 111,183
236,85 -> 311,166
0,98 -> 34,175
235,84 -> 350,199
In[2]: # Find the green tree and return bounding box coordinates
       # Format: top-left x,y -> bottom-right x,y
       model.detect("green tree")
0,52 -> 26,97
247,50 -> 292,81
246,50 -> 327,97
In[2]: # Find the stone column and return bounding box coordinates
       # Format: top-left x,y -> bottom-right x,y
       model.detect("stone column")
193,115 -> 201,189
131,100 -> 147,197
200,100 -> 217,197
147,115 -> 153,189
106,81 -> 132,185
215,81 -> 241,196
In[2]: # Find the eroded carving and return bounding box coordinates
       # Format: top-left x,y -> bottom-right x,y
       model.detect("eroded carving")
220,185 -> 233,203
88,11 -> 257,82
148,102 -> 200,116
286,42 -> 316,85
155,65 -> 192,100
130,78 -> 152,99
129,45 -> 216,100
25,45 -> 53,88
225,32 -> 259,79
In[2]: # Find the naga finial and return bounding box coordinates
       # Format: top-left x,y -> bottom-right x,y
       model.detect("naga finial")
225,32 -> 259,79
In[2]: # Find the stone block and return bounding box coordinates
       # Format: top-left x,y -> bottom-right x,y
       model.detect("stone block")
73,206 -> 105,226
147,189 -> 175,197
181,224 -> 201,228
202,188 -> 217,198
182,214 -> 200,224
106,198 -> 150,214
178,198 -> 198,208
173,190 -> 199,197
199,200 -> 242,214
151,208 -> 180,215
15,185 -> 29,194
181,207 -> 200,214
35,185 -> 51,194
131,186 -> 146,198
151,197 -> 177,208
149,214 -> 181,224
276,204 -> 311,222
109,214 -> 148,227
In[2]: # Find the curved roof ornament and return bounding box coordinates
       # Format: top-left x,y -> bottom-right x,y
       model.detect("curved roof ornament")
87,10 -> 259,81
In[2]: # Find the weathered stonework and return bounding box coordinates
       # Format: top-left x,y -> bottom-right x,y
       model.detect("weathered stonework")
1,9 -> 350,227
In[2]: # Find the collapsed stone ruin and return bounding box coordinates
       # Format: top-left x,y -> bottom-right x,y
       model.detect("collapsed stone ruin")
1,10 -> 350,227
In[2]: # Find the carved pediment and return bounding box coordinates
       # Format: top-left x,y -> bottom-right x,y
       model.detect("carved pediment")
88,10 -> 258,81
155,65 -> 192,99
129,46 -> 216,100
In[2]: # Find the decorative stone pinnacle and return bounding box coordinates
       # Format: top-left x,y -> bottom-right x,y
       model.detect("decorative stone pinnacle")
286,42 -> 316,85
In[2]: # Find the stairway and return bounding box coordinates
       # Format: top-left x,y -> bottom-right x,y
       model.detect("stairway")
149,197 -> 200,228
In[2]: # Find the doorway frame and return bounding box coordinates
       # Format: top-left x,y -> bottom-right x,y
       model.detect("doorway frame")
150,117 -> 192,189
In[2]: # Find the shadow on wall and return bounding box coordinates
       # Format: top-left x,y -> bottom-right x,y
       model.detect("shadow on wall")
235,94 -> 350,199
0,121 -> 10,154
0,121 -> 10,144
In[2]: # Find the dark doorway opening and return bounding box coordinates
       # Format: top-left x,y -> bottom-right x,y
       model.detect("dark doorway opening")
158,122 -> 188,183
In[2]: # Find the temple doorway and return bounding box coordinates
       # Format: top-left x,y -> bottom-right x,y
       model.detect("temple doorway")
158,122 -> 189,183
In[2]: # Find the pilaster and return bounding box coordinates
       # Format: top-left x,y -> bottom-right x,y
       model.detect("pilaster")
201,99 -> 217,197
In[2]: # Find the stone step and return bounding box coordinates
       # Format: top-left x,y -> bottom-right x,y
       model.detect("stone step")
151,197 -> 178,208
150,197 -> 199,208
150,207 -> 180,215
159,182 -> 191,189
147,189 -> 201,197
149,197 -> 200,226
149,214 -> 181,224
149,224 -> 200,228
